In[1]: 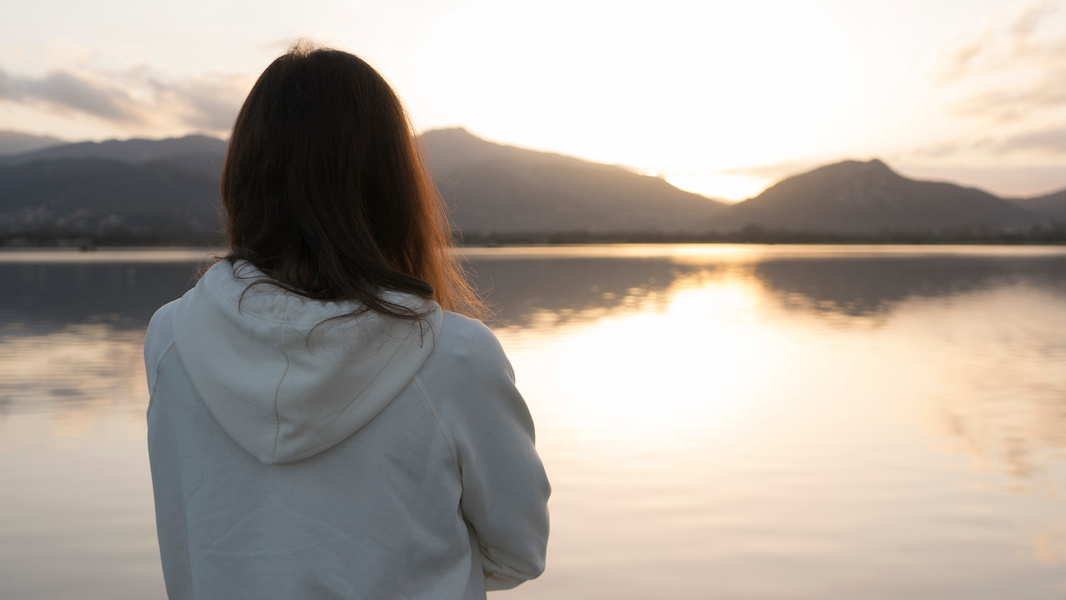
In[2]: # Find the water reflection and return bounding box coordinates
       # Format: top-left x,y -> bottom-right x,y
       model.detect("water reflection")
1,246 -> 1065,599
902,284 -> 1066,483
465,255 -> 703,328
0,261 -> 204,334
3,247 -> 1064,476
462,246 -> 1066,327
751,255 -> 1066,318
460,248 -> 1066,489
0,325 -> 148,417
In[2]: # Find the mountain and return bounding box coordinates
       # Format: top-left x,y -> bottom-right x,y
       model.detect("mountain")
421,128 -> 728,235
0,130 -> 1060,245
2,133 -> 226,163
0,129 -> 728,243
0,134 -> 227,242
0,134 -> 228,178
1010,190 -> 1066,222
715,159 -> 1045,234
0,131 -> 66,156
0,158 -> 221,240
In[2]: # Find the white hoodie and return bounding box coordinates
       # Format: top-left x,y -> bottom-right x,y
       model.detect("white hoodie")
144,260 -> 550,600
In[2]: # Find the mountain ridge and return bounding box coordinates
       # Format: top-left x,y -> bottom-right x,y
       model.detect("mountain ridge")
0,133 -> 227,166
718,158 -> 1048,233
421,127 -> 728,234
0,131 -> 67,156
1010,189 -> 1066,221
0,130 -> 1063,244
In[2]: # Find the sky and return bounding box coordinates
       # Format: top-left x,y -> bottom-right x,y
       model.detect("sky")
1,0 -> 1065,200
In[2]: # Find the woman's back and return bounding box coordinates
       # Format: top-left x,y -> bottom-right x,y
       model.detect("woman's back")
146,44 -> 548,598
146,261 -> 549,599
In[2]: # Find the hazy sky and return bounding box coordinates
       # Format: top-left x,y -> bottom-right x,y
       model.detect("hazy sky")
2,0 -> 1064,199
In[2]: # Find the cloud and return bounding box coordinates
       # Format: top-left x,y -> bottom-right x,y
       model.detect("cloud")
952,65 -> 1066,122
1011,0 -> 1060,39
940,30 -> 994,81
911,127 -> 1066,161
935,0 -> 1066,134
996,127 -> 1066,154
910,140 -> 968,159
953,90 -> 1022,122
0,67 -> 143,123
938,0 -> 1064,81
0,64 -> 249,134
148,75 -> 249,131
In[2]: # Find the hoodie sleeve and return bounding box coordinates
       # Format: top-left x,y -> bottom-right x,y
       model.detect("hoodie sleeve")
442,321 -> 551,590
144,300 -> 179,399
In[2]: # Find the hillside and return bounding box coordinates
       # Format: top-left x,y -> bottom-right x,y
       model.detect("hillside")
0,158 -> 221,241
1,134 -> 226,164
0,131 -> 66,156
715,159 -> 1045,234
1010,190 -> 1066,222
0,130 -> 1062,245
421,128 -> 728,234
0,134 -> 227,177
0,129 -> 729,243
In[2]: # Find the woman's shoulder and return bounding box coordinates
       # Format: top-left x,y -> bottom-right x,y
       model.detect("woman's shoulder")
144,299 -> 181,392
425,311 -> 513,380
439,310 -> 490,338
145,300 -> 180,348
437,311 -> 505,354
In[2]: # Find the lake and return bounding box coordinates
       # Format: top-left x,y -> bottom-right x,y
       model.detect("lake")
1,244 -> 1064,599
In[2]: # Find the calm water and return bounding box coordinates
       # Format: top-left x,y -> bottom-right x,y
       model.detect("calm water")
1,245 -> 1064,599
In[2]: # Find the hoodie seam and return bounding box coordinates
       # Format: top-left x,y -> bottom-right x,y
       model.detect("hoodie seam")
146,339 -> 197,591
412,375 -> 460,479
271,351 -> 291,463
147,341 -> 176,416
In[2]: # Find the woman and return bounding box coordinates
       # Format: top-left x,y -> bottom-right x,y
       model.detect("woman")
144,44 -> 550,600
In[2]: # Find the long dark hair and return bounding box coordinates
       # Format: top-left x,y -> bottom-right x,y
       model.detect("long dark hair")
220,43 -> 481,320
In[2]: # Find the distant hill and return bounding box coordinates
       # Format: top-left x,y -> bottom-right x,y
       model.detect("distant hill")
0,129 -> 728,243
0,130 -> 1061,245
0,133 -> 229,243
1010,190 -> 1066,222
714,159 -> 1045,234
0,157 -> 221,241
0,134 -> 227,176
421,128 -> 728,235
0,131 -> 66,156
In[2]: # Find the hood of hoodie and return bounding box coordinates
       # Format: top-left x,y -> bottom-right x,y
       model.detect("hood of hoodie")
170,260 -> 443,465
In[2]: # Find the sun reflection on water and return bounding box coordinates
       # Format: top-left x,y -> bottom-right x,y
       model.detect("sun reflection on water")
494,268 -> 786,451
1,246 -> 1066,599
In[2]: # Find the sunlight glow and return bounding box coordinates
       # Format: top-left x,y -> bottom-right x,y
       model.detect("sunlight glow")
417,0 -> 863,178
499,269 -> 795,451
3,1 -> 1065,196
665,172 -> 773,201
